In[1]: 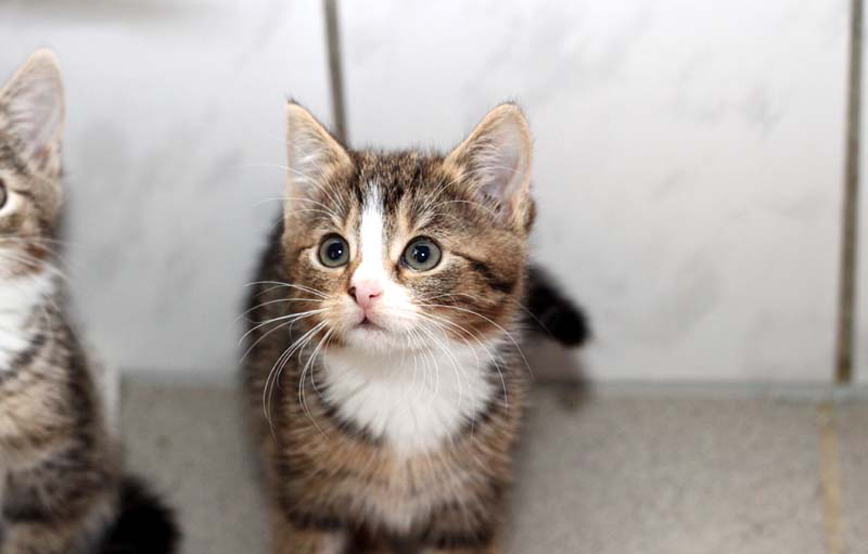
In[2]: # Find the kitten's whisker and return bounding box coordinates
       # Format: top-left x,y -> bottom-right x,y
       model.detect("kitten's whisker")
236,298 -> 322,322
263,320 -> 327,426
229,162 -> 342,211
240,308 -> 328,344
418,302 -> 533,379
417,327 -> 440,407
416,313 -> 509,408
0,251 -> 68,281
276,196 -> 345,223
0,236 -> 69,245
308,328 -> 334,400
274,323 -> 326,429
425,170 -> 465,205
245,281 -> 329,299
252,284 -> 324,301
239,311 -> 319,363
252,196 -> 344,223
417,291 -> 545,338
291,207 -> 344,222
417,321 -> 466,412
284,164 -> 348,214
298,327 -> 332,436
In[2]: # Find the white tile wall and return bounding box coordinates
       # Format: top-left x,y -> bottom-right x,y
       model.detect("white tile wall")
341,0 -> 849,382
0,0 -> 331,378
0,0 -> 852,382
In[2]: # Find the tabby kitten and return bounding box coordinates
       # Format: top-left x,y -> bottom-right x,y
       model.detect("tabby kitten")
244,101 -> 576,553
0,50 -> 177,554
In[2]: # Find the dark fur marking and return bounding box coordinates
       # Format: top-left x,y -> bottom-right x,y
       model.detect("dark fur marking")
524,265 -> 590,347
277,493 -> 345,532
2,488 -> 54,523
0,331 -> 46,382
418,524 -> 495,550
286,511 -> 345,532
0,140 -> 31,176
3,451 -> 107,523
64,329 -> 99,450
454,252 -> 515,294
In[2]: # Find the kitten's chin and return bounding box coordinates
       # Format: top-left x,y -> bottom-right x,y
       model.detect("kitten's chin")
341,323 -> 412,353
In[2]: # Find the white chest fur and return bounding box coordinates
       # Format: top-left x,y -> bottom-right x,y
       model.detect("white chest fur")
321,341 -> 498,454
0,271 -> 52,372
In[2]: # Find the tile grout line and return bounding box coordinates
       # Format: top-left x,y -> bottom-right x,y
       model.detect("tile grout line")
323,0 -> 348,145
818,403 -> 844,554
836,0 -> 864,384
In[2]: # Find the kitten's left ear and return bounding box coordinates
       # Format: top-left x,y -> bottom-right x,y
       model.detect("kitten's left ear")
445,103 -> 533,231
0,49 -> 65,171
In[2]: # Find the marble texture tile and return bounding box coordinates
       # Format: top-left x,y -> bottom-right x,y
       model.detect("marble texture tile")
0,0 -> 331,378
341,0 -> 849,382
0,1 -> 851,383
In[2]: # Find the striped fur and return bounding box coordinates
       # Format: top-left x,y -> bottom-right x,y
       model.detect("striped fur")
243,103 -> 538,553
0,50 -> 177,554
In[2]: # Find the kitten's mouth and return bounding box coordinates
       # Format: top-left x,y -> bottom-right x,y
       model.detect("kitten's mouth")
358,317 -> 382,330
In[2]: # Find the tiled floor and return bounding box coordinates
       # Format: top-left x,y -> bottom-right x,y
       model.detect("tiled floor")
838,402 -> 868,554
121,381 -> 866,554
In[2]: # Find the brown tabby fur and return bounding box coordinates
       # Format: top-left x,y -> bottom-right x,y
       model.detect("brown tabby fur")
0,50 -> 123,554
243,103 -> 537,553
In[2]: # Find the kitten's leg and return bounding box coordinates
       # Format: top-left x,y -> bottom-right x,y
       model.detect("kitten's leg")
348,526 -> 393,554
1,509 -> 113,554
2,494 -> 116,554
270,507 -> 348,554
1,447 -> 118,554
418,506 -> 500,554
420,544 -> 499,554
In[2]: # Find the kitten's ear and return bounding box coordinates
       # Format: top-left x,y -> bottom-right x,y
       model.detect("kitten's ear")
285,101 -> 351,199
445,103 -> 533,231
0,49 -> 65,171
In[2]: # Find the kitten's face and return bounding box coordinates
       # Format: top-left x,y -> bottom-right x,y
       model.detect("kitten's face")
0,50 -> 64,279
280,104 -> 534,353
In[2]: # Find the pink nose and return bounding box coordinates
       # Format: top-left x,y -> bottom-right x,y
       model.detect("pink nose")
349,280 -> 382,310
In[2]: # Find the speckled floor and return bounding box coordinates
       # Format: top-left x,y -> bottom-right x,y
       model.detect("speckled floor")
120,380 -> 867,554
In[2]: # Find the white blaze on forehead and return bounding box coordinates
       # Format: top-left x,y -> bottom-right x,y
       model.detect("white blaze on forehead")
345,185 -> 415,339
354,186 -> 387,282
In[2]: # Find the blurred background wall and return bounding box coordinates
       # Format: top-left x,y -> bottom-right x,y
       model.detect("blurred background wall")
0,0 -> 857,384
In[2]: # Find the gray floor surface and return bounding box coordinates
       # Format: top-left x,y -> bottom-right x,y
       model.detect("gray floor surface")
121,381 -> 866,554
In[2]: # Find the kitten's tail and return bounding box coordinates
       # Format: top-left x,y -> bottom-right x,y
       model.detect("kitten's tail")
524,266 -> 591,347
100,476 -> 180,554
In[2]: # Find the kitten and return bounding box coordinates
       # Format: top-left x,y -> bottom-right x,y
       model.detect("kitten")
243,101 -> 584,553
0,50 -> 178,554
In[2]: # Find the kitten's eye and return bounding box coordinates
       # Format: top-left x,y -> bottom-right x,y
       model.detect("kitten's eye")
0,179 -> 7,210
318,234 -> 350,268
402,237 -> 441,271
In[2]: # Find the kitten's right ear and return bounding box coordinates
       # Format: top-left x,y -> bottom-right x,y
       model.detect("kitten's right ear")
0,49 -> 65,170
445,103 -> 533,232
285,102 -> 351,199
